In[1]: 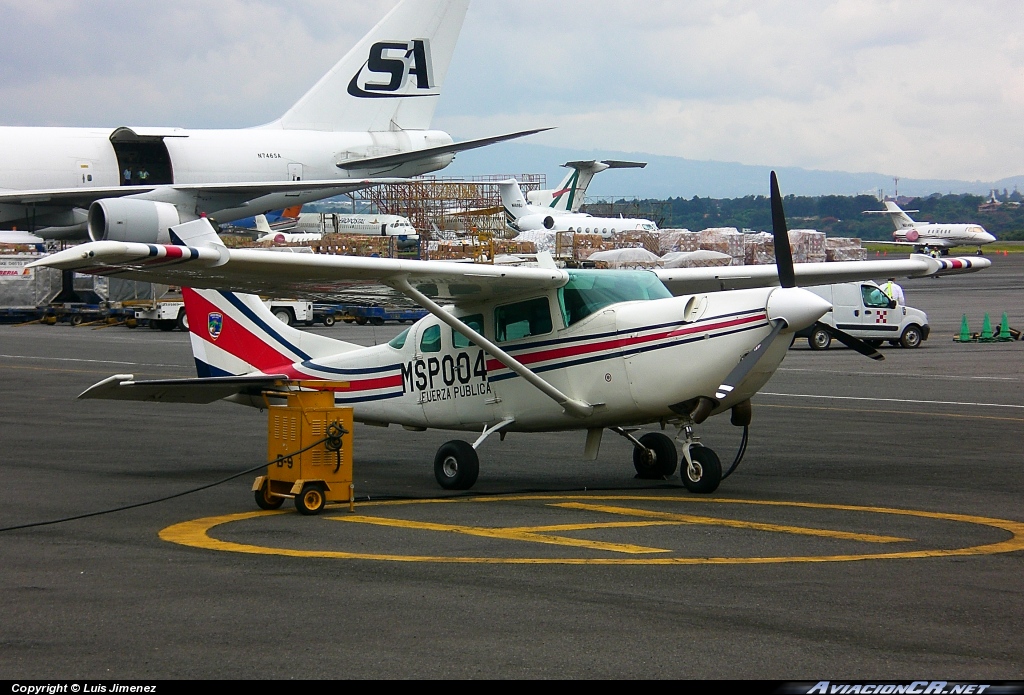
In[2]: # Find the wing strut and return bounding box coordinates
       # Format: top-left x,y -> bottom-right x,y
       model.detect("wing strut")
388,277 -> 594,418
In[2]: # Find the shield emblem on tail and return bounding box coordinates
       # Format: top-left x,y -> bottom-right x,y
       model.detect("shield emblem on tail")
208,312 -> 223,340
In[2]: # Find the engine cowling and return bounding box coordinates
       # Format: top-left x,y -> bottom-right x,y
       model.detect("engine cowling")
88,199 -> 182,243
515,213 -> 556,231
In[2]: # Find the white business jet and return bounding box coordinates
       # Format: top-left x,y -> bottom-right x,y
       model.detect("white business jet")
33,174 -> 990,505
499,180 -> 657,238
0,0 -> 545,243
864,202 -> 996,255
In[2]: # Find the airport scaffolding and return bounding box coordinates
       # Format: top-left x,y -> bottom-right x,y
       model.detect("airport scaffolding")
362,174 -> 547,245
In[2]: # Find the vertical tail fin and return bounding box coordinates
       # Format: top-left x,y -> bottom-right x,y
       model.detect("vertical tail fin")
526,160 -> 647,212
268,0 -> 470,132
883,202 -> 918,230
498,180 -> 529,226
182,289 -> 360,377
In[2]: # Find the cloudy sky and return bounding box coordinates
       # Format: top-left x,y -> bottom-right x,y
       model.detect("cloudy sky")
1,0 -> 1022,182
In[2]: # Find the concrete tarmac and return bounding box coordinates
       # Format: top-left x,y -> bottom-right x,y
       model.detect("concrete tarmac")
0,254 -> 1022,679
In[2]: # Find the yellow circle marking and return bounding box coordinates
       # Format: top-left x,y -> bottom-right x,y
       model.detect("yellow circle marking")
158,495 -> 1024,565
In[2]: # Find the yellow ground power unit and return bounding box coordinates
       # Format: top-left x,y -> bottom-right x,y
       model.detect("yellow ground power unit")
252,389 -> 354,515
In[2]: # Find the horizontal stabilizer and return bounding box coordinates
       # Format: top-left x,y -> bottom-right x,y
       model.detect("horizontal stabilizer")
79,373 -> 290,404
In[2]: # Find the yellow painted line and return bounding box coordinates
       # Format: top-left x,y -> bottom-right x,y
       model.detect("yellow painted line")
332,515 -> 670,554
553,502 -> 909,543
758,403 -> 1024,424
159,496 -> 1024,565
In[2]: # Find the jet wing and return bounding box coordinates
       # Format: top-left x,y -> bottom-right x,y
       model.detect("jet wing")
32,238 -> 568,305
0,178 -> 409,209
335,128 -> 552,172
654,255 -> 990,295
79,373 -> 291,403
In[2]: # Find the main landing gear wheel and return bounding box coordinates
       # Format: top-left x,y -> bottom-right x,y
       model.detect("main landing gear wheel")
295,484 -> 326,515
254,482 -> 284,510
434,440 -> 479,490
682,445 -> 722,494
632,432 -> 678,479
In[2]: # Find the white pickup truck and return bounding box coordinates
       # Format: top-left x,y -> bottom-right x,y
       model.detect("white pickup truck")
796,280 -> 930,349
134,298 -> 313,331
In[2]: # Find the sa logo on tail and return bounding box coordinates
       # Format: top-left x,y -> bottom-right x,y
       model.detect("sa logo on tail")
348,39 -> 436,98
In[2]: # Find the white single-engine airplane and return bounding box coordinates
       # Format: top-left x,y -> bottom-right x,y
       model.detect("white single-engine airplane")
0,0 -> 544,243
34,174 -> 990,503
863,202 -> 996,255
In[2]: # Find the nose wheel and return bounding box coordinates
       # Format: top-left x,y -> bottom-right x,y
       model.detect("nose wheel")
676,422 -> 723,493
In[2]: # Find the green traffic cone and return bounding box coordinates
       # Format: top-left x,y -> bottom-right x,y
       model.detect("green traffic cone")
956,314 -> 972,342
980,313 -> 995,342
997,312 -> 1014,341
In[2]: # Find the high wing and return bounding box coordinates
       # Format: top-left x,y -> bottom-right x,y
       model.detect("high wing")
32,219 -> 990,306
654,255 -> 988,295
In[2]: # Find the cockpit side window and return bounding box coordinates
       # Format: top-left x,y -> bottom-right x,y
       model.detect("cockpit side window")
557,269 -> 672,327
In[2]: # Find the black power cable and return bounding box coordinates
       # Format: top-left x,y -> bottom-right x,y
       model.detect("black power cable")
0,426 -> 344,533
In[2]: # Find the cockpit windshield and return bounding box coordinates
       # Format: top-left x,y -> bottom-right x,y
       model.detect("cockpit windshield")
558,269 -> 671,327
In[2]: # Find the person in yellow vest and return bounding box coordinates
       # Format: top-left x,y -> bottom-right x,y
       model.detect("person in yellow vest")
883,277 -> 905,305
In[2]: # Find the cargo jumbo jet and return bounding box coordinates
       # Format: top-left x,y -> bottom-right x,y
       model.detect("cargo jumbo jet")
0,0 -> 543,244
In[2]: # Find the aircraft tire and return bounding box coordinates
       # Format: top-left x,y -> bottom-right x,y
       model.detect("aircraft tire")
633,432 -> 678,479
434,440 -> 479,490
808,328 -> 831,350
900,325 -> 923,349
254,482 -> 284,510
295,484 -> 327,515
682,445 -> 722,494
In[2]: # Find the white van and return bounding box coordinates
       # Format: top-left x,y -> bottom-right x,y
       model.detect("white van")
797,281 -> 930,349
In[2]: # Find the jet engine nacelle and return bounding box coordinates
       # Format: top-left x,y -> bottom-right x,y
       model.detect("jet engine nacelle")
515,214 -> 556,231
88,199 -> 182,244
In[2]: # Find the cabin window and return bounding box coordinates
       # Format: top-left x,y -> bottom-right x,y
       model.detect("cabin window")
419,324 -> 442,353
558,269 -> 672,327
495,298 -> 552,342
388,328 -> 409,349
452,314 -> 483,348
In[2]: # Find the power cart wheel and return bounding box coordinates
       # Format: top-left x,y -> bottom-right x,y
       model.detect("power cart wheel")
295,484 -> 326,515
254,482 -> 284,510
632,432 -> 678,479
322,315 -> 336,327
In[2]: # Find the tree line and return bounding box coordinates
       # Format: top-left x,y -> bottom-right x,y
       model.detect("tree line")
607,193 -> 1024,240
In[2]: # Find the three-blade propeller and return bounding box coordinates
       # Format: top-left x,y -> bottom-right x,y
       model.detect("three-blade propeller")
704,172 -> 883,420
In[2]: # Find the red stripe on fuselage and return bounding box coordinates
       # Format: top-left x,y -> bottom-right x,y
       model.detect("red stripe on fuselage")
484,313 -> 767,372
